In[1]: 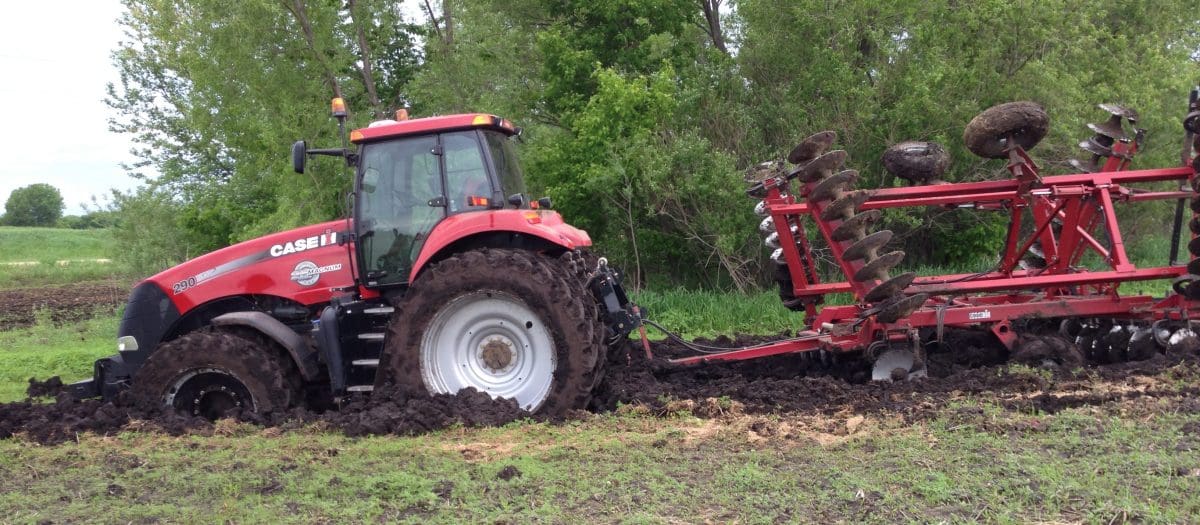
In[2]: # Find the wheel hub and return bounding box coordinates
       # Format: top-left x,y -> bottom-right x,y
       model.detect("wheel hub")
166,368 -> 254,420
479,336 -> 516,372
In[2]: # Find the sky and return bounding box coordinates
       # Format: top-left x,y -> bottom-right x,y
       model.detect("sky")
0,0 -> 139,215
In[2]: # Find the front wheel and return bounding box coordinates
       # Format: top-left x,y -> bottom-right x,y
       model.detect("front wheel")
377,249 -> 605,416
131,329 -> 301,419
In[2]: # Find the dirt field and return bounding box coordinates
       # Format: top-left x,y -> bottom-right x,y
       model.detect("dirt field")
4,326 -> 1198,445
0,281 -> 127,330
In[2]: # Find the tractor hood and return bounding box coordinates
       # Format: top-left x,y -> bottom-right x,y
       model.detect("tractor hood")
146,220 -> 356,313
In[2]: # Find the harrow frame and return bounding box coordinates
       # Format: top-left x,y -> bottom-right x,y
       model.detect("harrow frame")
673,102 -> 1200,367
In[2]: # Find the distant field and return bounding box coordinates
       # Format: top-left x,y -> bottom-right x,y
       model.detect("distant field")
0,227 -> 131,288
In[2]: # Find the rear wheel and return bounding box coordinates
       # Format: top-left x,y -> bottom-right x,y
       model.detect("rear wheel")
377,249 -> 605,416
131,329 -> 301,418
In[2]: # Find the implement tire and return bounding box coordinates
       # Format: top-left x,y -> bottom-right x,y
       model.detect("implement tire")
377,248 -> 605,416
131,329 -> 301,419
963,101 -> 1050,159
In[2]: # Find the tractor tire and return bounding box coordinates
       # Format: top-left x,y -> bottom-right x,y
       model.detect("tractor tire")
131,329 -> 302,419
963,101 -> 1050,159
376,248 -> 605,416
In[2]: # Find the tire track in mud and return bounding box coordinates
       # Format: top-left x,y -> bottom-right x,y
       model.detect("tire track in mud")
3,335 -> 1199,445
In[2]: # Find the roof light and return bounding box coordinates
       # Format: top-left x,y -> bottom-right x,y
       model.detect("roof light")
467,195 -> 489,207
331,97 -> 347,117
472,115 -> 492,126
396,109 -> 409,121
350,130 -> 364,142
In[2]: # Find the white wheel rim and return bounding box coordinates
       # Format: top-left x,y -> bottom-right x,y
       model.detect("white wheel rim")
420,290 -> 556,411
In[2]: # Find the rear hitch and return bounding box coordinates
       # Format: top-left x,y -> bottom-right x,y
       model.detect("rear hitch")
588,257 -> 645,344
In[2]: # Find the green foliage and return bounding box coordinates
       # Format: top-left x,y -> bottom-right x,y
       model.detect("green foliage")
108,187 -> 193,276
109,0 -> 1200,287
108,0 -> 422,254
3,184 -> 65,227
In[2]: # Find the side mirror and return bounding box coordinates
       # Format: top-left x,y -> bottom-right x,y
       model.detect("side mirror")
292,140 -> 307,174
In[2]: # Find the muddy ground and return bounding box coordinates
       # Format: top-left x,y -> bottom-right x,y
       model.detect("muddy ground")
0,282 -> 127,330
4,330 -> 1199,445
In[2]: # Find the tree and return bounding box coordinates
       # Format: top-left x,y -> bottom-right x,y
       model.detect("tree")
107,0 -> 422,252
4,184 -> 65,227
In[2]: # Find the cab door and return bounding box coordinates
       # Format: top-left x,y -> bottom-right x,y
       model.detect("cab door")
355,130 -> 494,288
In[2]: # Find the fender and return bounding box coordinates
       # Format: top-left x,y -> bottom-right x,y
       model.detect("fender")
211,311 -> 321,381
409,209 -> 592,281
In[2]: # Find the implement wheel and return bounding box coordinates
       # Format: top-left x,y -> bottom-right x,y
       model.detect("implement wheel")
377,249 -> 604,416
131,329 -> 301,419
963,101 -> 1050,159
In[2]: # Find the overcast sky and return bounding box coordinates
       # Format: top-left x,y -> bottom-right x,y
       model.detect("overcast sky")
0,0 -> 138,215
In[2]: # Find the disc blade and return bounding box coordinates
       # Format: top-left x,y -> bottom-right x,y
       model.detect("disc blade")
853,250 -> 905,282
808,170 -> 858,202
875,293 -> 929,323
1098,103 -> 1139,123
864,271 -> 916,302
843,230 -> 894,262
871,348 -> 925,381
830,210 -> 882,242
819,190 -> 871,221
790,150 -> 848,183
788,131 -> 838,164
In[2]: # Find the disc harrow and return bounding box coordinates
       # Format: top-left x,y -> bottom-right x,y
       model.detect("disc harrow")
687,85 -> 1200,381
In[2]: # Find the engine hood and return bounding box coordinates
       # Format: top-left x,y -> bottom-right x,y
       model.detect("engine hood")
145,220 -> 357,313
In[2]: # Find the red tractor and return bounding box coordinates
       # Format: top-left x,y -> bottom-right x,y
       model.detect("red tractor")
72,99 -> 639,418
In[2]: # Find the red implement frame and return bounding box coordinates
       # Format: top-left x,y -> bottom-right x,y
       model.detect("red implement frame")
673,139 -> 1199,365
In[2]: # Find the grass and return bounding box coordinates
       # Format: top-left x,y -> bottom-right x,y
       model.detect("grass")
1,398 -> 1197,523
630,288 -> 804,339
0,227 -> 131,288
0,311 -> 119,402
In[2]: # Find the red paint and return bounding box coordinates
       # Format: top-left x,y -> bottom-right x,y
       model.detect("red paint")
143,209 -> 588,319
409,210 -> 591,282
351,114 -> 515,143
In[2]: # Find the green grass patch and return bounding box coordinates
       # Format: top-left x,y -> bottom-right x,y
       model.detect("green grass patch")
0,403 -> 1197,523
0,227 -> 132,288
0,226 -> 112,262
0,311 -> 119,402
630,288 -> 804,339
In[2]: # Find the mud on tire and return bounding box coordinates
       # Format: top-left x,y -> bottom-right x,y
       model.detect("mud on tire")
131,328 -> 302,418
963,101 -> 1050,159
376,248 -> 605,417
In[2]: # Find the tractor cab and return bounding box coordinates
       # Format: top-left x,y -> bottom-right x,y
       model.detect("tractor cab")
293,104 -> 540,288
350,114 -> 527,287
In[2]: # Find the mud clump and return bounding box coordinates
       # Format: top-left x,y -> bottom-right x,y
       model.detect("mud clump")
0,383 -> 529,445
317,385 -> 529,437
26,376 -> 65,398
